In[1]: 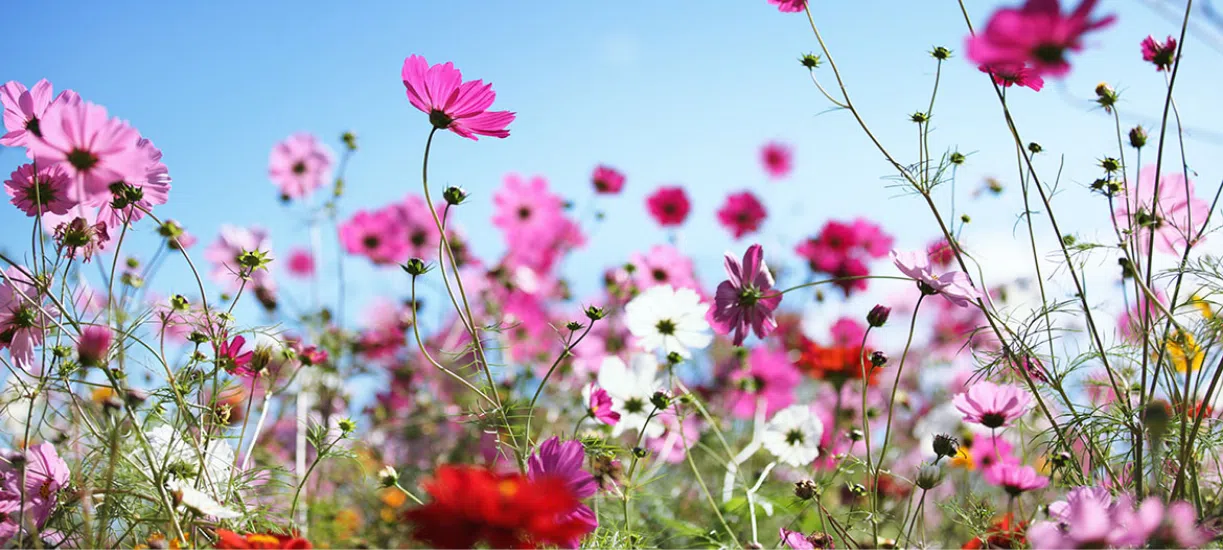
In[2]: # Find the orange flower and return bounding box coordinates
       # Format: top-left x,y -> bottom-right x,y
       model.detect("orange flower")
214,529 -> 311,549
795,337 -> 878,386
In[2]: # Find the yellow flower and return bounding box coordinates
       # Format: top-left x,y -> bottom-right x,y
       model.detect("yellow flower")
1165,329 -> 1204,373
91,387 -> 114,403
379,487 -> 407,508
1191,294 -> 1214,319
950,446 -> 974,470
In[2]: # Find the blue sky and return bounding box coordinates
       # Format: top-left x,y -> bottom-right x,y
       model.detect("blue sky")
4,0 -> 1223,341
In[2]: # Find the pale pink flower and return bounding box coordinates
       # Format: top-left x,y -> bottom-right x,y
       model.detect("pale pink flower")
1,79 -> 78,148
401,54 -> 515,140
77,325 -> 112,366
952,381 -> 1032,428
966,0 -> 1115,77
983,462 -> 1048,495
0,266 -> 58,371
4,163 -> 73,216
0,442 -> 70,537
760,141 -> 793,178
1113,165 -> 1209,256
891,249 -> 981,307
204,225 -> 275,291
630,244 -> 700,293
269,132 -> 333,200
713,244 -> 781,346
780,528 -> 816,549
339,209 -> 408,266
592,165 -> 625,194
26,100 -> 146,204
493,174 -> 564,236
286,248 -> 315,278
716,191 -> 767,239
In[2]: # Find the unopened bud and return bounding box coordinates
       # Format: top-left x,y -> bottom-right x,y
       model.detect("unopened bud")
867,305 -> 891,327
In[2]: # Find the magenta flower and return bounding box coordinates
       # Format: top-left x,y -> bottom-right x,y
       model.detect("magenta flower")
891,249 -> 982,307
4,163 -> 73,216
286,248 -> 315,278
780,528 -> 816,550
0,266 -> 58,371
1113,165 -> 1209,256
977,63 -> 1046,91
1141,35 -> 1177,71
713,244 -> 782,346
646,186 -> 691,227
53,217 -> 109,262
970,434 -> 1020,474
768,0 -> 807,13
716,191 -> 767,239
727,346 -> 801,418
592,165 -> 626,194
966,0 -> 1115,77
1,79 -> 78,148
77,325 -> 112,367
0,442 -> 70,538
587,385 -> 620,426
217,334 -> 255,376
983,462 -> 1048,495
760,141 -> 794,178
527,437 -> 598,548
390,194 -> 442,260
952,381 -> 1032,428
269,132 -> 333,200
339,209 -> 408,266
401,54 -> 515,140
26,100 -> 146,204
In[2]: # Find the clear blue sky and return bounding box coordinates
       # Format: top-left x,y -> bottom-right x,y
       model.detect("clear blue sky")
4,1 -> 1223,334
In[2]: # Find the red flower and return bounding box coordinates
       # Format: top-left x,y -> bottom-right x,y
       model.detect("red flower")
214,529 -> 311,549
404,464 -> 588,549
645,186 -> 690,227
961,513 -> 1028,549
795,337 -> 878,386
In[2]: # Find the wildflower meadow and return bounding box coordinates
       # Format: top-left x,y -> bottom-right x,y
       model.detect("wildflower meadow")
5,0 -> 1223,548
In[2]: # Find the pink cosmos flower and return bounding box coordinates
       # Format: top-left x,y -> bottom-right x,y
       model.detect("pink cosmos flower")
26,100 -> 146,204
77,325 -> 112,366
1029,495 -> 1211,549
286,248 -> 315,278
926,238 -> 955,268
204,225 -> 276,292
646,186 -> 690,227
645,413 -> 702,464
713,244 -> 781,346
1141,35 -> 1176,71
966,0 -> 1116,77
493,174 -> 564,236
217,334 -> 255,376
978,63 -> 1046,91
587,386 -> 620,426
339,209 -> 408,266
269,132 -> 333,200
4,163 -> 73,216
527,437 -> 598,548
630,245 -> 701,293
983,462 -> 1048,495
780,528 -> 817,549
401,54 -> 515,140
891,249 -> 982,307
1047,486 -> 1114,524
952,381 -> 1032,428
0,266 -> 58,372
760,141 -> 793,178
970,434 -> 1020,475
592,165 -> 625,194
1113,165 -> 1209,256
1,79 -> 78,148
829,317 -> 866,347
392,194 -> 442,260
716,191 -> 767,239
727,346 -> 801,418
0,442 -> 70,538
768,0 -> 807,13
94,137 -> 171,227
53,217 -> 109,262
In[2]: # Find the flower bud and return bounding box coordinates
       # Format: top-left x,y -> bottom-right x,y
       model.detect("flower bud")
798,53 -> 822,69
443,186 -> 468,206
565,321 -> 584,332
402,258 -> 430,276
949,151 -> 966,165
1027,142 -> 1043,154
867,305 -> 891,327
584,305 -> 606,321
870,351 -> 888,368
77,325 -> 112,367
650,390 -> 672,410
341,131 -> 358,151
338,417 -> 357,435
932,433 -> 959,459
379,465 -> 399,488
915,462 -> 944,489
632,447 -> 647,459
666,352 -> 683,366
930,46 -> 952,60
794,479 -> 819,500
1129,126 -> 1148,149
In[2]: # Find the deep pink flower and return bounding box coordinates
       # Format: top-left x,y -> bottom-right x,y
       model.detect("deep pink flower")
984,462 -> 1048,495
299,344 -> 329,367
269,132 -> 333,200
829,317 -> 866,347
926,238 -> 955,268
768,0 -> 807,13
527,437 -> 598,548
713,244 -> 781,346
0,442 -> 70,538
849,218 -> 893,257
53,217 -> 109,262
391,194 -> 443,260
630,245 -> 700,293
339,209 -> 408,266
94,137 -> 172,227
727,346 -> 801,418
0,266 -> 58,371
4,163 -> 73,216
1141,35 -> 1177,71
592,165 -> 625,194
26,100 -> 146,204
978,63 -> 1046,90
1,79 -> 78,148
77,325 -> 112,366
646,186 -> 690,227
970,434 -> 1020,475
953,381 -> 1032,428
716,191 -> 767,239
204,225 -> 276,292
1113,165 -> 1209,256
587,386 -> 620,426
760,141 -> 793,179
217,334 -> 255,376
891,249 -> 982,307
966,0 -> 1115,77
287,248 -> 315,278
401,54 -> 515,140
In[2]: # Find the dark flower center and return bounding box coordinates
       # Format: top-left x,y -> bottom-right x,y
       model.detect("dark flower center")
24,117 -> 41,137
517,206 -> 531,220
12,306 -> 38,329
410,230 -> 427,246
785,428 -> 805,445
363,235 -> 380,250
738,287 -> 763,308
651,268 -> 668,282
1032,43 -> 1065,64
23,179 -> 56,206
66,148 -> 100,172
429,109 -> 454,129
738,375 -> 763,393
662,204 -> 676,215
292,161 -> 307,175
655,319 -> 677,335
981,412 -> 1006,429
624,397 -> 645,414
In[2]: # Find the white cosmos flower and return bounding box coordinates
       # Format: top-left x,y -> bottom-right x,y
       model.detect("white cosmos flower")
624,285 -> 712,359
166,478 -> 241,519
597,354 -> 666,438
762,405 -> 824,467
143,425 -> 236,498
